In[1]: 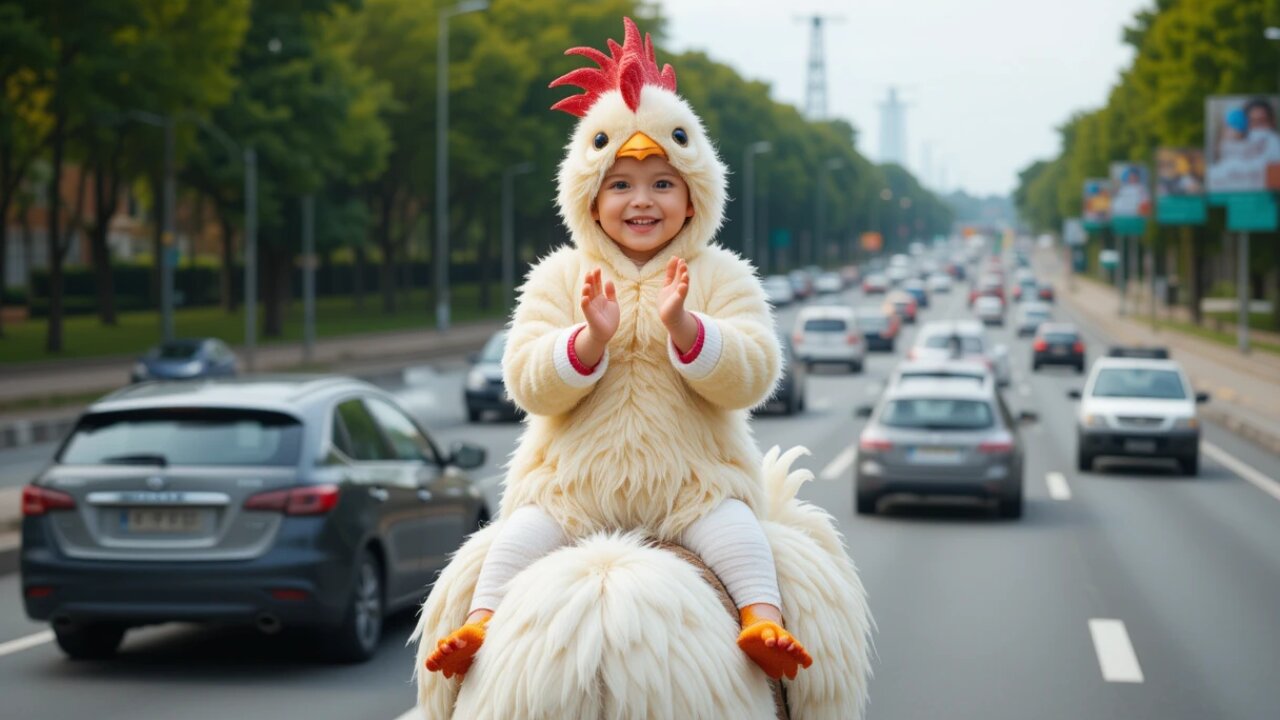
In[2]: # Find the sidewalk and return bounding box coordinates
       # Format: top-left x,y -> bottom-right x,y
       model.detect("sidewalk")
0,319 -> 506,450
1057,271 -> 1280,456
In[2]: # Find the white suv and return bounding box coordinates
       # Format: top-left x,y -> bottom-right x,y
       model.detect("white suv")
1069,355 -> 1209,475
792,306 -> 865,372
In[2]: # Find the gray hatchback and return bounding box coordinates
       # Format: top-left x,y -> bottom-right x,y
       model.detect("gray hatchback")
21,376 -> 488,662
855,377 -> 1032,518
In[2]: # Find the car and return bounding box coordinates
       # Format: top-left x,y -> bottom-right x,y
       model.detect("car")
814,271 -> 844,295
854,377 -> 1032,518
901,278 -> 929,308
907,320 -> 1011,387
1036,281 -> 1055,303
861,274 -> 889,294
1069,357 -> 1208,475
131,338 -> 239,383
968,275 -> 1005,306
854,308 -> 899,352
888,358 -> 995,391
883,290 -> 918,324
788,270 -> 814,300
1032,323 -> 1086,372
926,273 -> 953,293
839,265 -> 861,286
762,334 -> 807,415
762,275 -> 796,306
21,376 -> 490,662
886,265 -> 911,286
1015,302 -> 1052,336
974,295 -> 1005,326
465,330 -> 520,422
792,306 -> 865,372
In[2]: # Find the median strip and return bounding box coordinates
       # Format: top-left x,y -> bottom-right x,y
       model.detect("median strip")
1201,442 -> 1280,503
0,630 -> 53,659
1088,619 -> 1144,683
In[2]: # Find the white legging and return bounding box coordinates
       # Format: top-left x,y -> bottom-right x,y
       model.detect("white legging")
470,499 -> 782,614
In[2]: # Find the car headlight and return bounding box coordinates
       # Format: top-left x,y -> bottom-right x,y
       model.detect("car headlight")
466,368 -> 489,391
1082,413 -> 1108,428
1173,417 -> 1199,430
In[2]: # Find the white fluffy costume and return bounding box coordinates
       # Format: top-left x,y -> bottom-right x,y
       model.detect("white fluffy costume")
413,19 -> 872,719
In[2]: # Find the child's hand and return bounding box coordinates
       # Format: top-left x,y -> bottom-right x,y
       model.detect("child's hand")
658,256 -> 690,329
581,268 -> 620,343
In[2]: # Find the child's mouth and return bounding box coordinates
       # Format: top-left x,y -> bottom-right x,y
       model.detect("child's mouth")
626,217 -> 660,233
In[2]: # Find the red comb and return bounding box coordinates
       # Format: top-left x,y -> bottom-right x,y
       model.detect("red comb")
549,17 -> 677,116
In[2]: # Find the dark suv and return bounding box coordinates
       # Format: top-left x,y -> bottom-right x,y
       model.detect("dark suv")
21,376 -> 488,662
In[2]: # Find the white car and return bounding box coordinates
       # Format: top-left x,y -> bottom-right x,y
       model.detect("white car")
762,275 -> 795,306
974,295 -> 1005,326
909,320 -> 1011,387
1015,302 -> 1052,336
926,273 -> 952,293
792,306 -> 865,372
1069,353 -> 1209,475
814,272 -> 844,295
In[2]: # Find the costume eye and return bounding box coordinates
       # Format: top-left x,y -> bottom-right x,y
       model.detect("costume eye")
672,128 -> 688,146
593,132 -> 609,149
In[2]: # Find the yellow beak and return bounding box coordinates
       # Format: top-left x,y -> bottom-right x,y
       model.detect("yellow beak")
615,131 -> 667,162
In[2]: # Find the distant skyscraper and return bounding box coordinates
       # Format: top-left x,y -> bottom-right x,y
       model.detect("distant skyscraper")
879,87 -> 907,166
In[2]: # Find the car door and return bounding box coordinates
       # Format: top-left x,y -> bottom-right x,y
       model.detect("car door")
363,396 -> 476,601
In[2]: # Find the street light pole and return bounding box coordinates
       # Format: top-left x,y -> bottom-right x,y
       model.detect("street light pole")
243,147 -> 257,370
502,161 -> 534,313
815,158 -> 842,267
161,117 -> 176,342
742,141 -> 772,264
435,0 -> 489,333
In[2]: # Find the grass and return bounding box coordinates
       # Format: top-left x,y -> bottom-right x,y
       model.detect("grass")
0,284 -> 508,366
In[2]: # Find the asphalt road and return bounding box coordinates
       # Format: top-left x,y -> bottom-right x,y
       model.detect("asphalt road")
3,273 -> 1279,719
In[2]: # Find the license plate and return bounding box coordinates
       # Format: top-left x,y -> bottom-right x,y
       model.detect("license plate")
1124,439 -> 1157,454
122,508 -> 202,533
909,447 -> 963,464
1052,346 -> 1067,355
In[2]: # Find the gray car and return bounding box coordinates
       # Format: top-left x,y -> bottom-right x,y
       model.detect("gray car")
854,378 -> 1032,518
21,375 -> 488,662
131,338 -> 239,383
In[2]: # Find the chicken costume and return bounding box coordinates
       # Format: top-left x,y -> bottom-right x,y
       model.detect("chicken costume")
412,19 -> 872,719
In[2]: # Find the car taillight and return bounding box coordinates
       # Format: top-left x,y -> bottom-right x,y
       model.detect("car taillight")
22,486 -> 76,516
847,333 -> 860,345
1033,339 -> 1047,352
792,333 -> 803,345
244,484 -> 341,516
859,436 -> 893,453
1073,341 -> 1085,353
978,439 -> 1014,454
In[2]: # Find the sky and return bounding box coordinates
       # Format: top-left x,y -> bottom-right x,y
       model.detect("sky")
656,0 -> 1152,197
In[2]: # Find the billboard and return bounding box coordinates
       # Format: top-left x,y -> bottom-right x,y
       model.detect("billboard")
1206,95 -> 1280,193
1082,178 -> 1110,228
1155,147 -> 1205,197
1109,163 -> 1151,218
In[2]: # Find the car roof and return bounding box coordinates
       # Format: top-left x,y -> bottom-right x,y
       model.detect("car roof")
797,304 -> 855,319
1090,357 -> 1183,372
883,377 -> 997,401
918,319 -> 984,336
88,375 -> 383,418
1038,322 -> 1078,334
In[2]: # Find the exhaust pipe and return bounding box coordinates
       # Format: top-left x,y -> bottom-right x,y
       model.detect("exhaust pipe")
255,613 -> 282,635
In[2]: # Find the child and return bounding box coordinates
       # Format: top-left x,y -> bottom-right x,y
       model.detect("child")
425,18 -> 812,683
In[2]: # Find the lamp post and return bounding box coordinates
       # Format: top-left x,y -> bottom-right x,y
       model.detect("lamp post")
115,110 -> 175,341
815,158 -> 843,267
435,0 -> 489,333
742,141 -> 772,264
502,161 -> 534,312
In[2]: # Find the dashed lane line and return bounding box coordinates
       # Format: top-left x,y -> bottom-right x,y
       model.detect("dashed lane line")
1045,472 -> 1072,500
0,630 -> 53,658
1088,619 -> 1144,683
820,446 -> 858,481
1202,441 -> 1280,503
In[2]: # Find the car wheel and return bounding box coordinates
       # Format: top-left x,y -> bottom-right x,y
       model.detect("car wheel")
327,549 -> 384,663
467,407 -> 482,423
1075,363 -> 1085,374
1180,453 -> 1199,477
1077,449 -> 1093,473
1032,361 -> 1040,371
855,487 -> 878,515
54,622 -> 126,660
998,487 -> 1023,519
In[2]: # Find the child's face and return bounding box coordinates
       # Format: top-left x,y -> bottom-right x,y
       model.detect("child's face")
592,156 -> 694,264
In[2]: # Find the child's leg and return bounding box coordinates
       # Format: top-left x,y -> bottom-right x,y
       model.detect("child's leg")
681,498 -> 813,679
425,505 -> 567,678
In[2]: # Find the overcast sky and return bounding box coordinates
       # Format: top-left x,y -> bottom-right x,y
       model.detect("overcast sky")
656,0 -> 1151,197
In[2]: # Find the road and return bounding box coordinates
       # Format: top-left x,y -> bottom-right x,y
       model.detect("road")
3,273 -> 1279,719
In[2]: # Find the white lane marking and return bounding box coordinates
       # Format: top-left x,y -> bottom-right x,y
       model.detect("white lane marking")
1088,619 -> 1144,683
0,630 -> 53,658
1018,384 -> 1031,397
820,446 -> 858,480
392,709 -> 421,720
1202,442 -> 1280,503
1045,472 -> 1072,500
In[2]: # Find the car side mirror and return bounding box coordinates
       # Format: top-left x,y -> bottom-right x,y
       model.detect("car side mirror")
448,442 -> 486,469
854,405 -> 874,419
1067,389 -> 1081,400
1195,392 -> 1210,404
467,352 -> 480,364
1018,410 -> 1038,425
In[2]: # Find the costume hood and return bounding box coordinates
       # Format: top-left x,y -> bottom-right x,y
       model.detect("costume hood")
551,18 -> 728,276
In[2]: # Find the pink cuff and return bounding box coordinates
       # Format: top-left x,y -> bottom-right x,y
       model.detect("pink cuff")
674,315 -> 706,364
567,325 -> 599,375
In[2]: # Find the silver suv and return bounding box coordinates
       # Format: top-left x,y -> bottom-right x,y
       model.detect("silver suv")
855,378 -> 1033,518
21,376 -> 488,662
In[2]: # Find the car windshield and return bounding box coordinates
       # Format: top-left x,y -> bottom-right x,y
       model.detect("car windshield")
479,332 -> 507,363
922,334 -> 983,353
1091,368 -> 1187,399
880,398 -> 995,430
803,318 -> 847,332
155,341 -> 202,360
59,408 -> 303,467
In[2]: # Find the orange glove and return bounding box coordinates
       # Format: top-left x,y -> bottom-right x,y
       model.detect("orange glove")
736,606 -> 814,680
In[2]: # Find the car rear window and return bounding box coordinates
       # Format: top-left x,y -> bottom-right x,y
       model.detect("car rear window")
59,408 -> 303,467
1044,332 -> 1078,344
156,342 -> 201,360
857,315 -> 887,329
922,334 -> 983,353
880,398 -> 995,430
803,318 -> 847,332
1091,368 -> 1187,399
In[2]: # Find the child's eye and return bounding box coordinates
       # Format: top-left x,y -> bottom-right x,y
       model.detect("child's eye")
655,180 -> 674,189
609,181 -> 630,190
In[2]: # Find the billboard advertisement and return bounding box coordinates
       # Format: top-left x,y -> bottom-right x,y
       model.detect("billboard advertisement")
1205,95 -> 1280,193
1082,178 -> 1110,228
1109,163 -> 1151,218
1155,147 -> 1205,197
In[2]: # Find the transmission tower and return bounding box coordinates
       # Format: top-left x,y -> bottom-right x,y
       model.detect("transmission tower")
797,14 -> 844,120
